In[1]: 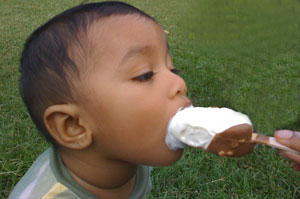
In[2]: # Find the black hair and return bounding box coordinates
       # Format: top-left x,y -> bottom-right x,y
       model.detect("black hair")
20,1 -> 156,145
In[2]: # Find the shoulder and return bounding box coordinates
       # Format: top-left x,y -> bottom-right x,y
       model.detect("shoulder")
8,148 -> 81,199
9,148 -> 54,198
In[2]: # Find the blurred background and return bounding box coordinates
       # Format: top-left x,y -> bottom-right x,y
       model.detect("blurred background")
173,0 -> 300,134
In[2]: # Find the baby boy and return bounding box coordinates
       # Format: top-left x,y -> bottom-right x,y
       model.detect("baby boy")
9,1 -> 191,198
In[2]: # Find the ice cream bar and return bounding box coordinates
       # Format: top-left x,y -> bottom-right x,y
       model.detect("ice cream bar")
165,106 -> 256,157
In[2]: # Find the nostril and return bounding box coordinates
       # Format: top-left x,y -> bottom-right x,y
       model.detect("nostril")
168,70 -> 188,98
177,81 -> 187,95
177,86 -> 186,95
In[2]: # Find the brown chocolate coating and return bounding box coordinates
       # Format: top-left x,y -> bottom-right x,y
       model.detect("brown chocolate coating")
206,124 -> 255,157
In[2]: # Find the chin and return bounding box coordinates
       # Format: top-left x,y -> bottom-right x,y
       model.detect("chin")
151,148 -> 184,167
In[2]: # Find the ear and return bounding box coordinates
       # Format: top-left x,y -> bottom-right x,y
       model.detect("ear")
44,104 -> 92,150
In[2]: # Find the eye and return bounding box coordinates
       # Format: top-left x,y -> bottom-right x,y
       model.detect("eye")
171,68 -> 181,75
133,71 -> 155,82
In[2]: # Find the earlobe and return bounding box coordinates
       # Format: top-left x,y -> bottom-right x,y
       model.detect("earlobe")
44,104 -> 92,149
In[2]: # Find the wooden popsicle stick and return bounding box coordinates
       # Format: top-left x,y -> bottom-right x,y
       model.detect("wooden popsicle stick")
251,133 -> 300,155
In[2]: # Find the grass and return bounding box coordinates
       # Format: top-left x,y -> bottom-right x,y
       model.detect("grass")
1,0 -> 300,198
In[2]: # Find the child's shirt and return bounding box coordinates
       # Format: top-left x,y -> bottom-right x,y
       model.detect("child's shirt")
9,147 -> 152,199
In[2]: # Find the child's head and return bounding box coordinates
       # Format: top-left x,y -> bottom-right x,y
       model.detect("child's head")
20,1 -> 191,166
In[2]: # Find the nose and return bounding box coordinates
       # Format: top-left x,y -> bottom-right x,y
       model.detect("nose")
168,71 -> 187,98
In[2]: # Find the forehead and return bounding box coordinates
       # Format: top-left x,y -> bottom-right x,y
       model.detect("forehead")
87,14 -> 168,68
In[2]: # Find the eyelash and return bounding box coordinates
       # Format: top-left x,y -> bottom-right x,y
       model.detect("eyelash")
171,68 -> 181,75
133,68 -> 181,82
133,71 -> 155,82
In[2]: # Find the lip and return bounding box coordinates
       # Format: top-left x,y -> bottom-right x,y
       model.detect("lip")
177,99 -> 192,112
184,100 -> 193,108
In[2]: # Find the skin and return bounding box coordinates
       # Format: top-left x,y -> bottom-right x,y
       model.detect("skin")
44,14 -> 191,198
274,130 -> 300,171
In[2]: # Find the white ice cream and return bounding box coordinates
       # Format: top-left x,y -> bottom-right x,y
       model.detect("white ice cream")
165,107 -> 252,150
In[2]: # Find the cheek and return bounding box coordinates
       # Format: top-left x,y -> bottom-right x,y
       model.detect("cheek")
107,86 -> 168,128
85,81 -> 181,164
109,98 -> 167,136
94,96 -> 170,149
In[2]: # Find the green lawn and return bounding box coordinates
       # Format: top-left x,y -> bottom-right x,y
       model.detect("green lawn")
1,0 -> 300,198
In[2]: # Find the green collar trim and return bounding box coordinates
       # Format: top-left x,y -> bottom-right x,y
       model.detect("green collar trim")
49,146 -> 151,198
49,146 -> 96,198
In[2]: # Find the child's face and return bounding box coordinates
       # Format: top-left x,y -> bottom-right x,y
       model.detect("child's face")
78,15 -> 191,166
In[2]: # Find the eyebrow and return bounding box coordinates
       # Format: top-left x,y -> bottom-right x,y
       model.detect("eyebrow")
120,42 -> 170,64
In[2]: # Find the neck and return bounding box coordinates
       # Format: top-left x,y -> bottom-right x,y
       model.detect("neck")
60,149 -> 138,198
